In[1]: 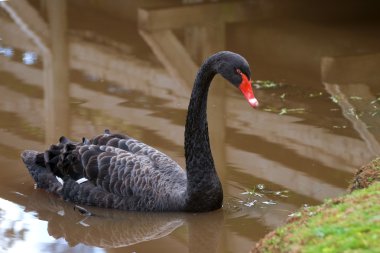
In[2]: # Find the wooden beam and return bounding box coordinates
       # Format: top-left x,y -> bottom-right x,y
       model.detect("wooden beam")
138,1 -> 251,31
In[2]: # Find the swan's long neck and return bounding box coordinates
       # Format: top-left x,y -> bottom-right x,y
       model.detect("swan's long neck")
184,56 -> 223,212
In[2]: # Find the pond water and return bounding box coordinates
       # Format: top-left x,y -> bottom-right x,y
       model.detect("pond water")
0,1 -> 379,253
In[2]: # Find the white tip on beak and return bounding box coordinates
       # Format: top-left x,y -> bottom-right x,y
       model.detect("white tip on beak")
248,97 -> 259,108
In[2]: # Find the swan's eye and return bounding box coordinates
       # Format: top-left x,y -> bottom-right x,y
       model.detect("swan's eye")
236,69 -> 242,75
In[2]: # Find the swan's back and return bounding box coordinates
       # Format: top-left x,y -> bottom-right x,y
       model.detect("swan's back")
22,130 -> 187,211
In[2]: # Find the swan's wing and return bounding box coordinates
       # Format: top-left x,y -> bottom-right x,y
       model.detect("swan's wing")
88,131 -> 181,171
22,131 -> 187,211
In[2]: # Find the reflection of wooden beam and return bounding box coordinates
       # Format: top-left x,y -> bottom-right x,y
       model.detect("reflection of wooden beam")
0,0 -> 49,52
228,147 -> 344,201
70,34 -> 185,97
321,54 -> 380,155
227,99 -> 374,170
138,2 -> 251,31
43,0 -> 70,144
0,56 -> 42,85
0,69 -> 348,203
321,54 -> 380,85
0,17 -> 39,52
0,79 -> 344,202
324,83 -> 380,156
1,59 -> 375,170
139,2 -> 234,180
0,129 -> 44,151
1,0 -> 71,144
0,66 -> 352,203
0,17 -> 185,99
139,29 -> 196,91
0,85 -> 44,127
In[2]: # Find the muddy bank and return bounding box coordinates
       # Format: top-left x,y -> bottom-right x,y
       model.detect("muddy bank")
348,157 -> 380,192
251,157 -> 380,253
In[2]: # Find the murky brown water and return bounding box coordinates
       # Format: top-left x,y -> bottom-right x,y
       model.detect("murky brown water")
0,1 -> 379,252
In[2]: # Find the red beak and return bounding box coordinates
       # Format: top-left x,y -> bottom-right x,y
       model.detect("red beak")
239,73 -> 259,108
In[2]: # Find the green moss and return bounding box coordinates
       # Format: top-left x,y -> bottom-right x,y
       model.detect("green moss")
253,182 -> 380,253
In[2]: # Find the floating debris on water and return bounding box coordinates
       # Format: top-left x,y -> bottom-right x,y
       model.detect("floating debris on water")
330,95 -> 340,104
241,190 -> 253,195
78,220 -> 91,227
370,97 -> 380,104
262,200 -> 277,205
309,92 -> 323,98
12,191 -> 26,197
233,184 -> 290,210
278,108 -> 305,115
244,200 -> 257,207
264,107 -> 306,115
274,191 -> 289,197
241,187 -> 263,197
252,80 -> 283,89
349,96 -> 363,100
257,184 -> 265,190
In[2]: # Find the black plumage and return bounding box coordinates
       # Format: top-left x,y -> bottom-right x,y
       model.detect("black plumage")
21,51 -> 256,212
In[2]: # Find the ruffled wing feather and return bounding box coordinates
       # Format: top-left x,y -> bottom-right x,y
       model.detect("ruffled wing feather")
23,130 -> 187,211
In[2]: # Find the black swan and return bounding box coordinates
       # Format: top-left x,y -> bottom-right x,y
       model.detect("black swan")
21,51 -> 258,212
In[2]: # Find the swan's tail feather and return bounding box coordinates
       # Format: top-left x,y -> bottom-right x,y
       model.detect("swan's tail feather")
21,150 -> 63,194
22,136 -> 86,190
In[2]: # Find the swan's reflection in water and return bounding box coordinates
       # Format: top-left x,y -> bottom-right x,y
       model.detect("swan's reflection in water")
23,190 -> 224,251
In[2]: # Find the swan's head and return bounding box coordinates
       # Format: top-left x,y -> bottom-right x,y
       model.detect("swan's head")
215,51 -> 259,108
